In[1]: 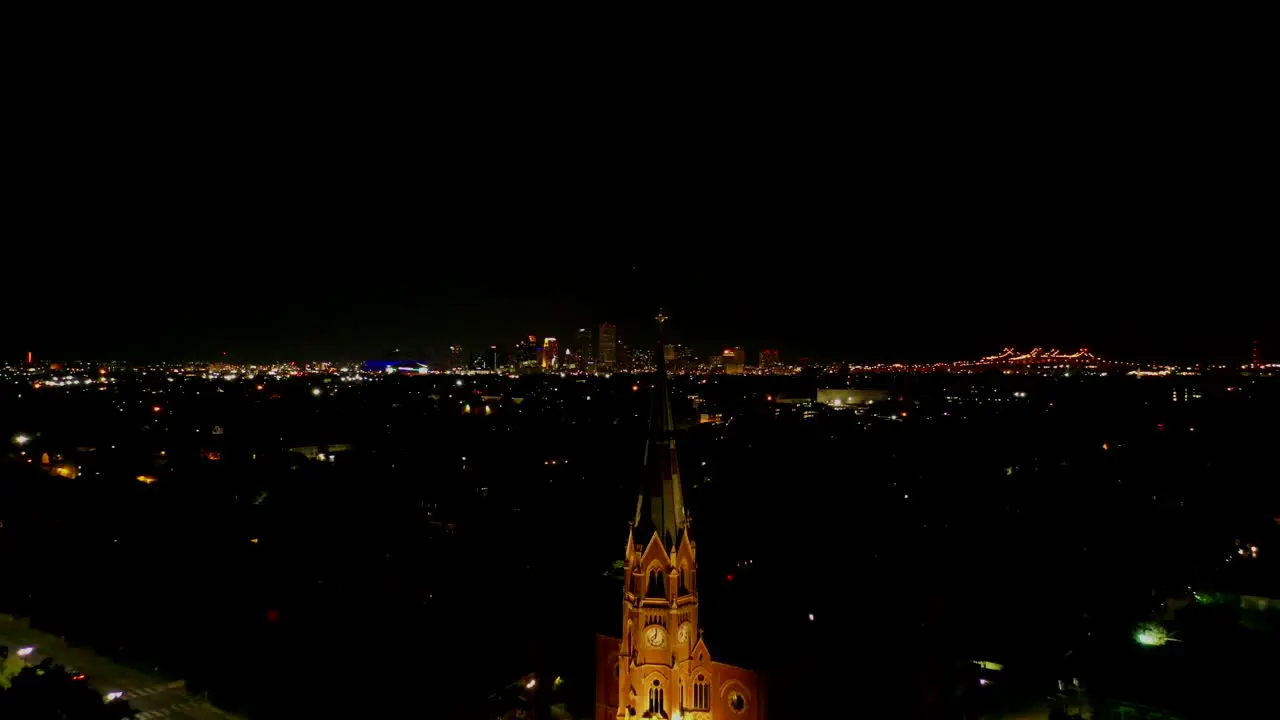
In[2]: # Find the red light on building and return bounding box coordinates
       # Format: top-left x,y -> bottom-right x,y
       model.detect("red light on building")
726,574 -> 734,581
266,609 -> 280,622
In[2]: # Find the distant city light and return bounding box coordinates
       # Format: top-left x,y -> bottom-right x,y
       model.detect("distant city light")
136,475 -> 157,484
978,678 -> 990,686
12,434 -> 29,446
152,406 -> 162,412
525,678 -> 537,689
104,691 -> 124,702
312,388 -> 323,397
16,647 -> 34,657
456,379 -> 464,387
808,613 -> 814,621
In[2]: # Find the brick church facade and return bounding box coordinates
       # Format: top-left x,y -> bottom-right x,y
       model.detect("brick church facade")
595,315 -> 761,720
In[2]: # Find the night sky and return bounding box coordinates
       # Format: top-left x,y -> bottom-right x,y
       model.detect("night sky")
8,215 -> 1269,365
8,45 -> 1269,366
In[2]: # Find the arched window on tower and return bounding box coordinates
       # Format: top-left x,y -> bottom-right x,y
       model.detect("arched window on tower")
647,568 -> 666,598
678,566 -> 690,595
693,674 -> 710,710
648,679 -> 664,714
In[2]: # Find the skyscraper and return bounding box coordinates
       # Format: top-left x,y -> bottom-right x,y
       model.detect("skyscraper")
542,337 -> 560,370
449,344 -> 463,372
759,348 -> 779,371
515,336 -> 539,373
617,341 -> 634,373
576,327 -> 594,371
722,347 -> 745,375
598,322 -> 617,372
595,315 -> 760,719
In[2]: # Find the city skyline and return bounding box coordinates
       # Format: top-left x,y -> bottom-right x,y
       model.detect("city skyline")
7,239 -> 1274,365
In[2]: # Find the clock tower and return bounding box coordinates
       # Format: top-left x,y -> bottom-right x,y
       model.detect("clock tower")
595,314 -> 761,720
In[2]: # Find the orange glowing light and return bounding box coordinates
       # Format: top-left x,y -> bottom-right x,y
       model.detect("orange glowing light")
632,385 -> 639,392
136,475 -> 157,484
152,406 -> 162,413
256,385 -> 264,391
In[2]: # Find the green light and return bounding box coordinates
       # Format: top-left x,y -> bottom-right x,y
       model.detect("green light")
1135,622 -> 1168,646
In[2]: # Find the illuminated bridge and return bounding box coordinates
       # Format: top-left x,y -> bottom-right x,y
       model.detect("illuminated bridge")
851,348 -> 1133,373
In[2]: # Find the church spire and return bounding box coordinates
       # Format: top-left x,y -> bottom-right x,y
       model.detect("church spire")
634,310 -> 686,549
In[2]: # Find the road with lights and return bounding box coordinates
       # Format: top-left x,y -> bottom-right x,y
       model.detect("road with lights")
1,616 -> 238,719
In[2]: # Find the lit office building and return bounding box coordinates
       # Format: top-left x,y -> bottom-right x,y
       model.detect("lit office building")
516,336 -> 539,373
598,322 -> 617,372
575,327 -> 594,371
542,337 -> 560,370
721,347 -> 745,375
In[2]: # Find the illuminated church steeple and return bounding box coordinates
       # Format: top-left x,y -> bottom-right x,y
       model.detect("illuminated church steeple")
595,312 -> 761,720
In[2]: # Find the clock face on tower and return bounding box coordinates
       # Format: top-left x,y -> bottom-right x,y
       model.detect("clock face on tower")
645,625 -> 667,648
677,622 -> 691,644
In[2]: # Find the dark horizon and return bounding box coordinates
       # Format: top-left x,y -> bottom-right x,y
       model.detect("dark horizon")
8,233 -> 1271,366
